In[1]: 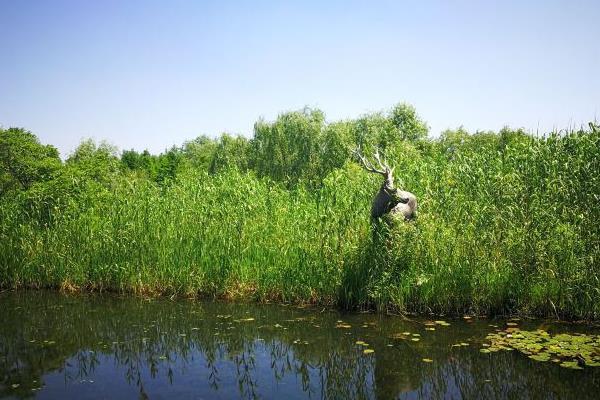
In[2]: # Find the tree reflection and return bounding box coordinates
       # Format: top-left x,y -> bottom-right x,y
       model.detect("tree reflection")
0,291 -> 599,399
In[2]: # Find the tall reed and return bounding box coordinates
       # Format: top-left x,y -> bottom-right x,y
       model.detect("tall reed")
1,126 -> 598,319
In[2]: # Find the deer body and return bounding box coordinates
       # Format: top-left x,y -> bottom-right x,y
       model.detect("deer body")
388,190 -> 417,221
370,179 -> 417,221
355,149 -> 417,222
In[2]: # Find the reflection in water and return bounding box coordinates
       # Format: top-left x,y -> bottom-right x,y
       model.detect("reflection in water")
0,291 -> 599,399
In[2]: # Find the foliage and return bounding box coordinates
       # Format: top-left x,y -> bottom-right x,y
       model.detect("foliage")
209,133 -> 250,173
482,326 -> 600,369
0,127 -> 61,196
250,107 -> 326,187
0,107 -> 598,320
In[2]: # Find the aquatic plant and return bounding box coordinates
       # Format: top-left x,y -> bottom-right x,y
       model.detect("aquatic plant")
481,327 -> 600,369
1,109 -> 599,319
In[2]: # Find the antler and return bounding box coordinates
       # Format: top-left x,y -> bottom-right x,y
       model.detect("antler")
352,147 -> 394,176
372,149 -> 394,175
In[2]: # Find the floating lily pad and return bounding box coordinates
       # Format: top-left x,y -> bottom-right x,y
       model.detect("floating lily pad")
481,328 -> 600,369
236,318 -> 255,322
363,349 -> 375,354
560,361 -> 583,370
529,354 -> 550,362
389,333 -> 407,339
584,360 -> 600,367
422,358 -> 433,363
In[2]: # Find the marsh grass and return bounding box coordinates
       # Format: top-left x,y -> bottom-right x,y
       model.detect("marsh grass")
1,126 -> 599,319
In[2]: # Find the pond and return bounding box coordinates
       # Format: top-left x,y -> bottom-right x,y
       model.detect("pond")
1,291 -> 599,399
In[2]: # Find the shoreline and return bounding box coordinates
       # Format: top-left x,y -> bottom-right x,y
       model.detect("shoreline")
3,286 -> 599,324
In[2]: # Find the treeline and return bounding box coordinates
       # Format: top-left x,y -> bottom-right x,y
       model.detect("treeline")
1,103 -> 599,319
0,104 -> 427,196
111,103 -> 427,188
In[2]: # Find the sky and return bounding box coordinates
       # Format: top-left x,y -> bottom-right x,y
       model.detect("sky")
1,0 -> 599,156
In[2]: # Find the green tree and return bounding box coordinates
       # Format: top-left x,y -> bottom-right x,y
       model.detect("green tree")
66,139 -> 120,185
209,133 -> 250,174
121,149 -> 160,179
156,146 -> 184,185
249,107 -> 325,187
182,135 -> 218,171
318,121 -> 354,178
389,103 -> 429,142
0,127 -> 62,196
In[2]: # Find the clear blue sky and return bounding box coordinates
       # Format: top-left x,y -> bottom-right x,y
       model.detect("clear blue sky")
1,0 -> 599,156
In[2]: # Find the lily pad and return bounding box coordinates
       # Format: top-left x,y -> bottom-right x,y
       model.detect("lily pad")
529,354 -> 550,362
481,328 -> 600,369
560,361 -> 583,370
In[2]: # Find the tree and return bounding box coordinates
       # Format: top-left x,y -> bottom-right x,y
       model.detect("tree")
209,133 -> 250,174
389,103 -> 429,142
0,127 -> 62,196
318,121 -> 354,178
249,107 -> 325,187
156,146 -> 183,185
182,135 -> 218,171
66,139 -> 120,185
121,149 -> 160,179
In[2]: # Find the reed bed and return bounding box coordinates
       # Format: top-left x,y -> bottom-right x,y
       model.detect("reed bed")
1,118 -> 598,319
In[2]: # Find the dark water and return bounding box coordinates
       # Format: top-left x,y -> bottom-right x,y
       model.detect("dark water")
1,292 -> 599,399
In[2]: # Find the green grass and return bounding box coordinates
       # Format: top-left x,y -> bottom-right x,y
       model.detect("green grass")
1,126 -> 599,320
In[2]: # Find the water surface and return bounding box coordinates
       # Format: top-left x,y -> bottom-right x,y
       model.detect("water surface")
1,291 -> 598,399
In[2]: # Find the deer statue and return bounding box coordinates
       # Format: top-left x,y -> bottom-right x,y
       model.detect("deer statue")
353,148 -> 417,222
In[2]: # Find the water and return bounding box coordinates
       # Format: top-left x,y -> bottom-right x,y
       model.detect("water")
1,291 -> 598,399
